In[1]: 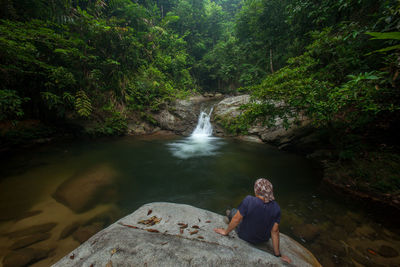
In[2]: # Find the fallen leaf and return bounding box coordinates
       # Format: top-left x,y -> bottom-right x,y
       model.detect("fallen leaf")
205,220 -> 211,223
106,260 -> 113,267
69,253 -> 75,260
189,230 -> 198,235
161,242 -> 168,245
197,236 -> 204,239
177,222 -> 186,226
179,223 -> 188,229
147,209 -> 152,216
180,229 -> 184,234
119,222 -> 138,229
147,229 -> 159,233
367,248 -> 377,255
90,264 -> 94,267
111,248 -> 117,255
192,225 -> 200,229
139,216 -> 162,226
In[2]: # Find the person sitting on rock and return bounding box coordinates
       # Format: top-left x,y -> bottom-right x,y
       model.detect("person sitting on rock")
214,178 -> 292,264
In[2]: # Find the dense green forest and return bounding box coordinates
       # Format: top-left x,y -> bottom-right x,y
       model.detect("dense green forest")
1,0 -> 400,166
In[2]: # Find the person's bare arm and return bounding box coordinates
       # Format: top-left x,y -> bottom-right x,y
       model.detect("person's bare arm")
271,222 -> 292,263
214,210 -> 243,235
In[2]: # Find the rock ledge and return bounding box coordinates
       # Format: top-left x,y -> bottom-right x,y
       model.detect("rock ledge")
53,202 -> 321,267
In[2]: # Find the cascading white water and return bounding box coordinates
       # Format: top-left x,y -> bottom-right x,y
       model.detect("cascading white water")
167,107 -> 224,159
191,108 -> 213,138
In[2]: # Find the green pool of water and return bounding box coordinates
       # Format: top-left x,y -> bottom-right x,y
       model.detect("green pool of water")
0,135 -> 399,266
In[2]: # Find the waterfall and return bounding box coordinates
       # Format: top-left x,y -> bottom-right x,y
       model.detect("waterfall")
191,108 -> 213,138
167,107 -> 224,159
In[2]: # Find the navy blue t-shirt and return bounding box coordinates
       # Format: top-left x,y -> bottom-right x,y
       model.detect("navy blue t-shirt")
237,195 -> 281,244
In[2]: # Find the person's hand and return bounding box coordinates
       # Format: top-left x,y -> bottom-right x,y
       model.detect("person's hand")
214,228 -> 228,236
281,255 -> 292,264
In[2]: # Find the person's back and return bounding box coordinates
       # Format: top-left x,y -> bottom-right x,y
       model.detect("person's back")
214,178 -> 291,264
237,195 -> 281,244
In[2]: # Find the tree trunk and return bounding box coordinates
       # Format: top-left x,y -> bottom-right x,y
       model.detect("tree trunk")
269,48 -> 274,74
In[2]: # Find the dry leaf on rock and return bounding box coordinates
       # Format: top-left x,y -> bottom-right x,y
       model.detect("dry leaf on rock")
111,248 -> 117,255
178,223 -> 188,229
106,260 -> 113,267
192,225 -> 199,229
146,229 -> 160,233
205,220 -> 211,223
119,222 -> 138,229
138,216 -> 161,226
147,209 -> 152,216
189,230 -> 198,235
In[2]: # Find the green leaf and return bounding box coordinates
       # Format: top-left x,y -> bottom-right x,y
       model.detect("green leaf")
366,32 -> 400,40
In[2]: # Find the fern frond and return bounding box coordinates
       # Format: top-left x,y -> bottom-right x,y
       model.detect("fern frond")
75,90 -> 92,117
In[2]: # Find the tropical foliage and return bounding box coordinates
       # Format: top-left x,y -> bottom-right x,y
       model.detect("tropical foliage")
1,0 -> 399,139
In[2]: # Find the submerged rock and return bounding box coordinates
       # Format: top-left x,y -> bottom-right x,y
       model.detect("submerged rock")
6,222 -> 57,238
3,247 -> 52,267
9,232 -> 51,250
53,163 -> 118,213
59,221 -> 81,240
378,245 -> 399,258
54,202 -> 321,266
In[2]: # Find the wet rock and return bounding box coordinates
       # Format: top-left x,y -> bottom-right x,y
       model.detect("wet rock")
6,222 -> 57,238
212,95 -> 312,146
72,222 -> 104,244
54,202 -> 321,267
2,247 -> 51,267
10,232 -> 51,250
292,223 -> 321,242
378,245 -> 399,258
53,164 -> 118,213
213,95 -> 250,118
59,221 -> 81,240
152,95 -> 216,135
235,135 -> 263,143
127,121 -> 159,135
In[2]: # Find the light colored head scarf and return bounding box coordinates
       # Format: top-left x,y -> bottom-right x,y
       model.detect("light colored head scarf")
254,178 -> 275,203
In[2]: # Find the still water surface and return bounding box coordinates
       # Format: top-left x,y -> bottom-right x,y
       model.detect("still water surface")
0,135 -> 399,266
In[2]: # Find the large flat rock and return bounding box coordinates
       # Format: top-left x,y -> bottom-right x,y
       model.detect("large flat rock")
53,202 -> 321,266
